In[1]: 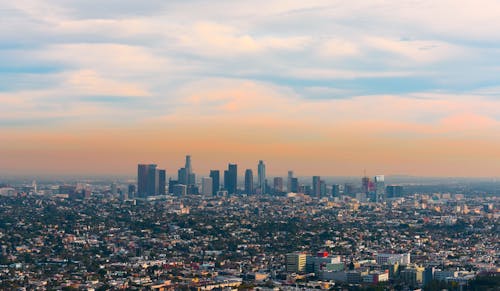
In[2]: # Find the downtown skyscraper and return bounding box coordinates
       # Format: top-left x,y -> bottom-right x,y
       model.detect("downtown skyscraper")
137,164 -> 157,197
244,169 -> 254,195
209,170 -> 220,196
137,164 -> 166,197
257,160 -> 266,194
225,164 -> 237,194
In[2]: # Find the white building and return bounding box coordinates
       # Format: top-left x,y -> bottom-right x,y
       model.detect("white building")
201,177 -> 213,196
376,253 -> 410,265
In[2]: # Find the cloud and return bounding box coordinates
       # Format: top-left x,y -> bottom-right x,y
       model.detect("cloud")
65,70 -> 150,97
316,38 -> 360,58
364,37 -> 463,64
175,22 -> 311,57
1,0 -> 500,176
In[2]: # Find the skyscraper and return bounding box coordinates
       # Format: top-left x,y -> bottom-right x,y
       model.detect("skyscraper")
158,169 -> 166,195
312,176 -> 321,197
185,155 -> 195,185
362,176 -> 370,194
386,185 -> 404,198
320,180 -> 327,197
274,177 -> 283,193
244,169 -> 254,195
178,167 -> 187,185
224,170 -> 229,191
209,170 -> 220,196
201,177 -> 213,196
257,160 -> 266,194
137,164 -> 157,197
290,177 -> 299,193
227,164 -> 237,194
374,175 -> 385,201
185,155 -> 192,176
287,170 -> 294,192
331,184 -> 340,197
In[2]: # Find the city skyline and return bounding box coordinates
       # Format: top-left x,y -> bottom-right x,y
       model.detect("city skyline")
2,1 -> 500,177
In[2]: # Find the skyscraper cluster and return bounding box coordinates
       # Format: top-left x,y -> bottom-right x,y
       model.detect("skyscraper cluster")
135,155 -> 398,200
137,164 -> 166,197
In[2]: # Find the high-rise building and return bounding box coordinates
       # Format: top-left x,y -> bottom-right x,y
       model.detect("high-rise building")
209,170 -> 220,196
172,184 -> 187,196
257,160 -> 266,194
138,164 -> 157,197
286,252 -> 307,273
227,164 -> 237,194
312,176 -> 321,197
223,170 -> 229,190
386,185 -> 404,198
287,171 -> 294,192
185,155 -> 192,176
331,184 -> 340,197
273,177 -> 283,193
188,173 -> 196,186
168,179 -> 178,194
320,180 -> 327,197
362,176 -> 370,194
201,177 -> 213,196
178,167 -> 187,185
244,169 -> 254,194
184,155 -> 196,185
290,177 -> 299,193
344,183 -> 354,196
128,184 -> 136,198
158,169 -> 166,195
374,175 -> 385,201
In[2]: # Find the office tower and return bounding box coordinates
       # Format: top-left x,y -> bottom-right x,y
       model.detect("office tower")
331,184 -> 340,197
386,185 -> 404,198
128,184 -> 136,198
423,267 -> 435,286
312,176 -> 321,197
189,173 -> 196,186
300,185 -> 311,195
111,183 -> 117,195
168,179 -> 178,194
257,160 -> 266,194
158,169 -> 166,195
185,155 -> 192,177
287,171 -> 294,192
290,177 -> 299,193
286,252 -> 307,273
138,164 -> 157,197
344,183 -> 354,196
178,167 -> 187,185
184,155 -> 196,186
244,169 -> 254,195
320,180 -> 327,197
361,176 -> 370,194
201,177 -> 213,196
209,170 -> 220,196
187,184 -> 199,195
374,175 -> 385,201
172,184 -> 187,196
154,168 -> 160,195
273,177 -> 283,193
227,164 -> 237,194
223,170 -> 229,190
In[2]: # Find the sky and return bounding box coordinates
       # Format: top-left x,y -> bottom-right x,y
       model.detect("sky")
1,0 -> 500,177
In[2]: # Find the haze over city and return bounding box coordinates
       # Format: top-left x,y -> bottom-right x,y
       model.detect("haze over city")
1,1 -> 500,177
